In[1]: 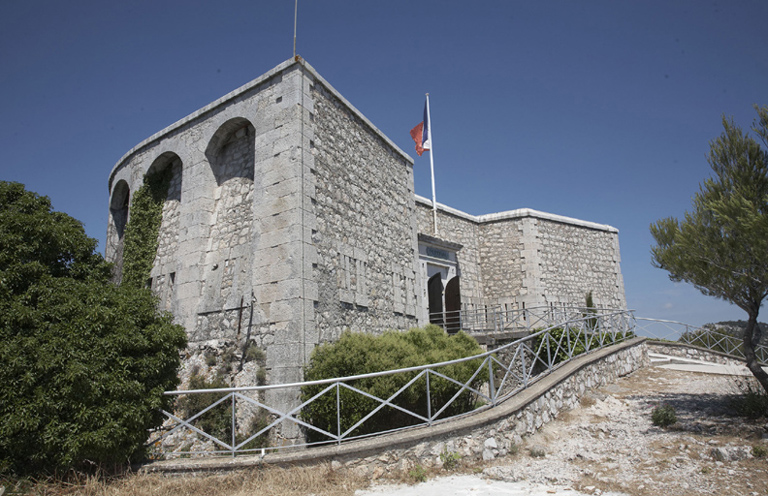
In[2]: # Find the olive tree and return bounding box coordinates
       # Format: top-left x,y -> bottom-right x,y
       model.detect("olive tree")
650,105 -> 768,395
0,182 -> 187,476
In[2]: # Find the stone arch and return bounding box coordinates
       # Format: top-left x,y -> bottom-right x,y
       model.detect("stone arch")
109,179 -> 130,240
198,117 -> 257,314
147,151 -> 183,202
205,117 -> 256,185
106,179 -> 130,282
145,152 -> 183,309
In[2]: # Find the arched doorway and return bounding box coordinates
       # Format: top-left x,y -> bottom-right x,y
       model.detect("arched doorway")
444,276 -> 461,334
428,273 -> 444,327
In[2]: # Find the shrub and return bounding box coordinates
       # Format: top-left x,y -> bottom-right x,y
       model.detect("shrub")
408,464 -> 427,482
533,326 -> 598,366
300,325 -> 486,442
753,444 -> 767,458
651,404 -> 677,427
0,182 -> 187,476
533,325 -> 634,369
440,449 -> 461,470
729,376 -> 768,418
177,370 -> 232,442
176,370 -> 271,449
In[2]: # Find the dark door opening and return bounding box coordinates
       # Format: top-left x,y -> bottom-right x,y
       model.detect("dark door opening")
444,276 -> 461,334
427,273 -> 444,328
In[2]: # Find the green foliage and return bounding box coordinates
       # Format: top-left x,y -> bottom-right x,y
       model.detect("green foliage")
300,325 -> 486,442
0,182 -> 187,476
121,167 -> 172,288
534,327 -> 598,366
753,444 -> 767,458
408,464 -> 427,482
729,376 -> 768,418
176,369 -> 271,450
533,325 -> 633,369
243,341 -> 266,364
650,105 -> 768,393
651,404 -> 677,427
439,448 -> 461,470
177,370 -> 232,442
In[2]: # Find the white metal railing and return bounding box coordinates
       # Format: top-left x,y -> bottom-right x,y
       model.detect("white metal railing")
434,304 -> 616,335
635,317 -> 768,363
150,307 -> 635,458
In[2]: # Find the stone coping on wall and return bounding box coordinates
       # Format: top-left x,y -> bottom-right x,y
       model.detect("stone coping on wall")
109,57 -> 414,191
414,194 -> 619,234
139,336 -> 646,474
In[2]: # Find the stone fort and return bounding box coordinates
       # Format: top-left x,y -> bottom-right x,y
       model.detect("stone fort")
106,57 -> 626,390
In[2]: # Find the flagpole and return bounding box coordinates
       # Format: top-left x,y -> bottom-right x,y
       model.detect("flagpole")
293,0 -> 298,57
426,93 -> 438,236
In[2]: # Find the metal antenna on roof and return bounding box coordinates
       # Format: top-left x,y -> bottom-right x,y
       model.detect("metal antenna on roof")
293,0 -> 298,58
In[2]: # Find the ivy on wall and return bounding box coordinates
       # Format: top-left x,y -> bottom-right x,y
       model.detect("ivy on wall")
121,167 -> 172,288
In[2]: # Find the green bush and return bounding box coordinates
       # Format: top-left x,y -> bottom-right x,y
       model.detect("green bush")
753,445 -> 767,458
440,448 -> 461,470
533,325 -> 634,368
729,376 -> 768,418
533,327 -> 598,366
176,370 -> 270,450
651,404 -> 677,427
300,325 -> 486,442
0,182 -> 187,476
177,370 -> 232,442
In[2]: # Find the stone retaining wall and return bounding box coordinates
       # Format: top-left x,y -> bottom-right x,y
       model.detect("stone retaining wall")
143,337 -> 648,475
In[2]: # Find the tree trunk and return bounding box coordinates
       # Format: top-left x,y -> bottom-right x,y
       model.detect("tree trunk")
743,310 -> 768,395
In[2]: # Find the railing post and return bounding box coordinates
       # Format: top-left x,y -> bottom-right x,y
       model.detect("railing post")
520,343 -> 528,387
336,382 -> 341,445
426,370 -> 432,425
231,393 -> 236,458
487,357 -> 496,406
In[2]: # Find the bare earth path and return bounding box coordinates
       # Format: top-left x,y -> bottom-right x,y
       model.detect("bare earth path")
357,366 -> 768,496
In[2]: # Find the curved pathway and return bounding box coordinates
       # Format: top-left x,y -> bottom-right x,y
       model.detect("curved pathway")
356,362 -> 768,496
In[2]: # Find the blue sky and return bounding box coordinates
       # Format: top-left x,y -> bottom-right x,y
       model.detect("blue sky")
1,1 -> 766,327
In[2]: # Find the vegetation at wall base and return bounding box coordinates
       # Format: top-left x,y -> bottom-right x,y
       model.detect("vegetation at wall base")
533,324 -> 634,370
121,167 -> 171,288
300,325 -> 486,443
175,369 -> 271,451
0,181 -> 187,477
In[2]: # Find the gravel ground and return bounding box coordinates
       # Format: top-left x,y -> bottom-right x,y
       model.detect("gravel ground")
356,366 -> 768,496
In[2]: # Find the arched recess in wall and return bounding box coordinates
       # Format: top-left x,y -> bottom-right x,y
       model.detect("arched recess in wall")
146,152 -> 183,309
107,179 -> 130,278
201,117 -> 256,310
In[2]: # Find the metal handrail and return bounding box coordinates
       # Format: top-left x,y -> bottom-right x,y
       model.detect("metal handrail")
635,317 -> 768,363
150,307 -> 635,458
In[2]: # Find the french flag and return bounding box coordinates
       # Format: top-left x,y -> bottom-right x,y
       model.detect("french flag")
410,101 -> 431,156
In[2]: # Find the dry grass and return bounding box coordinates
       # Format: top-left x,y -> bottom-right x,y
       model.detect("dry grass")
2,464 -> 371,496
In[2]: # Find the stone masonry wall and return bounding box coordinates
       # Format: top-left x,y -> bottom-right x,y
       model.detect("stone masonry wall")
415,199 -> 485,309
311,82 -> 420,343
415,204 -> 627,315
477,217 -> 527,308
534,218 -> 626,309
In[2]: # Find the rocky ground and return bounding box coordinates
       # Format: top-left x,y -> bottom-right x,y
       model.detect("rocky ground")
360,366 -> 768,496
